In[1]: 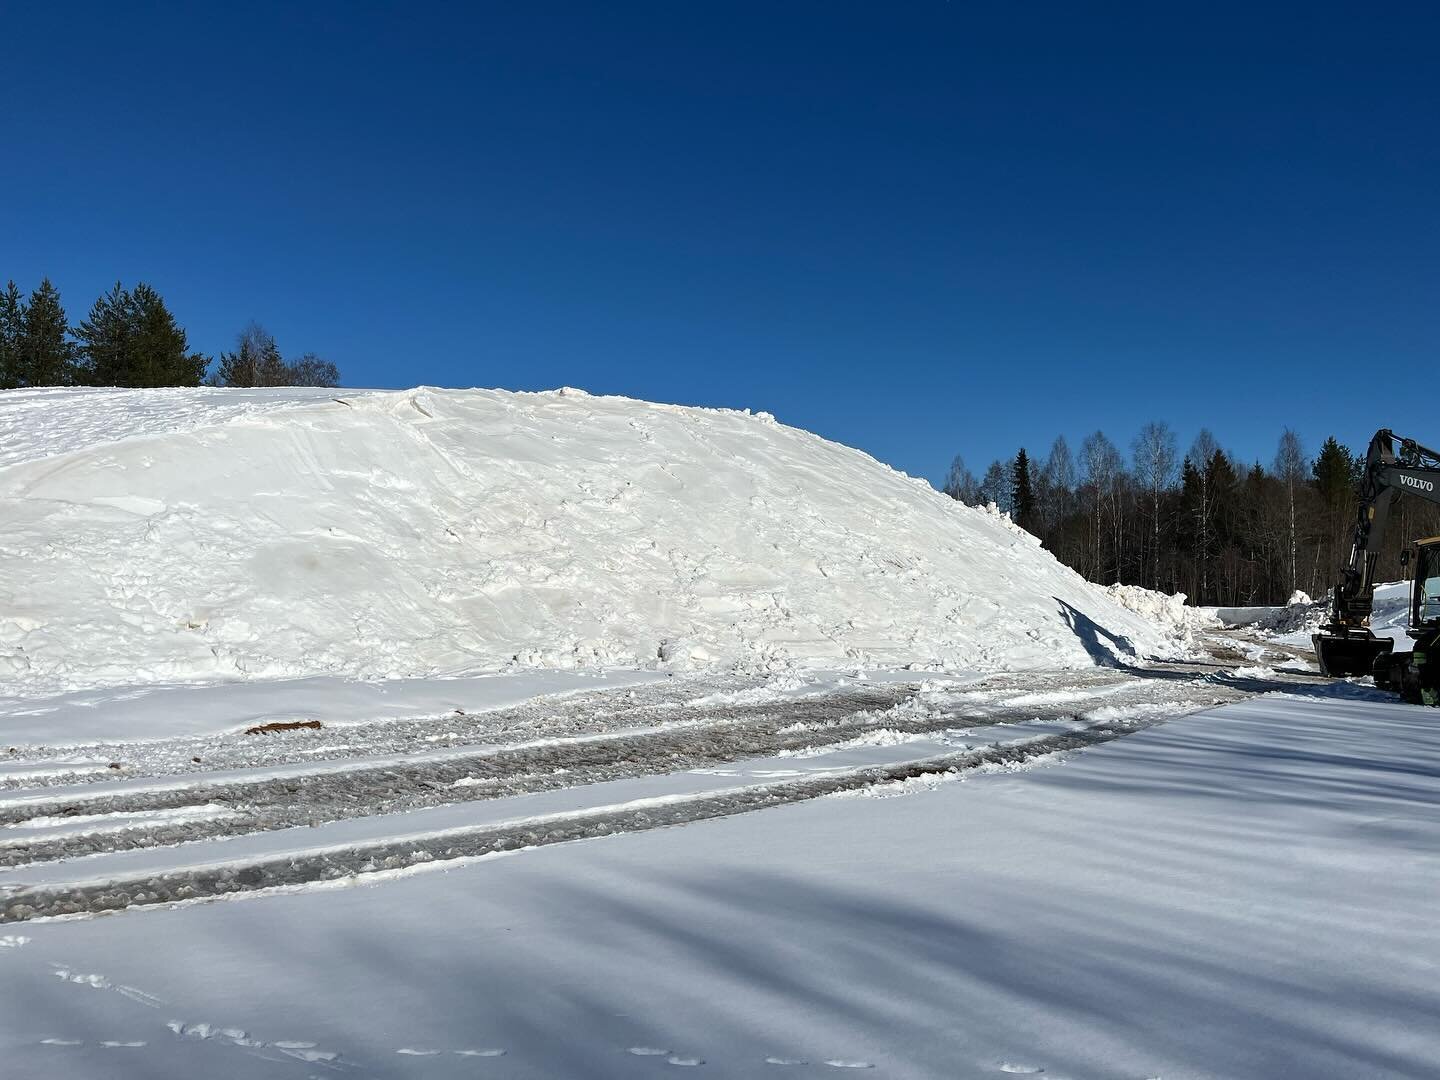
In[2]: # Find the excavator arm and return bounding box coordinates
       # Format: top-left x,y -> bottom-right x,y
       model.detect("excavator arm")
1314,429 -> 1440,675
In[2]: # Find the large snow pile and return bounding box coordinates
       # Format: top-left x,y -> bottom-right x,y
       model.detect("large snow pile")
1,387 -> 1182,697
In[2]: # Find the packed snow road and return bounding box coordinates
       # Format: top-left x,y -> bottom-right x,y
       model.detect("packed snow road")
0,633 -> 1325,922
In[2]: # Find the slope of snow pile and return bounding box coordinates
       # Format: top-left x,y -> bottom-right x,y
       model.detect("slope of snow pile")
1,387 -> 1181,696
0,386 -> 378,470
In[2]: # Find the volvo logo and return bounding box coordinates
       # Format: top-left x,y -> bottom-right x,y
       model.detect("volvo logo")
1400,474 -> 1435,492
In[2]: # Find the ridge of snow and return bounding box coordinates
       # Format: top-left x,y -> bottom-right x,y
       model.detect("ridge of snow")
1,386 -> 1183,698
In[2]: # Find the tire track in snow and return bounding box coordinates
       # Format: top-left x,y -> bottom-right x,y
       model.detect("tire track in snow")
2,705 -> 1200,923
0,676 -> 1219,868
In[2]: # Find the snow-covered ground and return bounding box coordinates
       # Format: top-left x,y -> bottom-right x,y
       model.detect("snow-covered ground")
2,386 -> 1181,700
7,385 -> 1430,1080
2,683 -> 1435,1079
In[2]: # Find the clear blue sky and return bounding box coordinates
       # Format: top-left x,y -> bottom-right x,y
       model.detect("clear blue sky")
2,3 -> 1435,486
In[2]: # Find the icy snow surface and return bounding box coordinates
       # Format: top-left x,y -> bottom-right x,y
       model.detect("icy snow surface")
1,386 -> 1181,698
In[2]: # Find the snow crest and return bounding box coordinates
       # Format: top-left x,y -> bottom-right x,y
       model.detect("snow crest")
1,387 -> 1179,697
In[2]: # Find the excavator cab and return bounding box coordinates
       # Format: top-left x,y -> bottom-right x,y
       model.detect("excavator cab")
1409,538 -> 1440,630
1369,538 -> 1440,702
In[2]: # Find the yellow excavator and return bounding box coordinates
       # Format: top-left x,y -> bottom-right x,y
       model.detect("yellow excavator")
1313,429 -> 1440,704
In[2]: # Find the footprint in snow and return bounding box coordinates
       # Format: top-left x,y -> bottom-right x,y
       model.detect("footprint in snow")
166,1021 -> 337,1062
278,1047 -> 338,1063
52,967 -> 111,989
115,984 -> 165,1008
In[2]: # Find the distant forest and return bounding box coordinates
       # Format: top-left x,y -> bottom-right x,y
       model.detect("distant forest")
0,277 -> 339,390
944,425 -> 1433,608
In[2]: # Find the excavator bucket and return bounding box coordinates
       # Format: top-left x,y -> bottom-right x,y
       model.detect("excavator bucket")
1312,632 -> 1393,678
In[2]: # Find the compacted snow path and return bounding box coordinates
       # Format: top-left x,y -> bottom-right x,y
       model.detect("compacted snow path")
1,637 -> 1324,920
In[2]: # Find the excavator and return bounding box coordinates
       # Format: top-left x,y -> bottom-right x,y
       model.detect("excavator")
1313,428 -> 1440,704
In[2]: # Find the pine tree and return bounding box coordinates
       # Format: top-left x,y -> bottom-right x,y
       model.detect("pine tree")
21,278 -> 74,386
0,281 -> 24,389
130,284 -> 207,386
1312,436 -> 1359,593
1312,437 -> 1357,508
256,337 -> 287,386
74,282 -> 134,385
1012,448 -> 1036,531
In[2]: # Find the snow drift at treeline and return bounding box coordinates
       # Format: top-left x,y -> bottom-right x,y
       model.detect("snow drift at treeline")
0,386 -> 1185,696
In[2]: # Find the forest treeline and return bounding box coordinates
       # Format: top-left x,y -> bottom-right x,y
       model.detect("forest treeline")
944,424 -> 1434,608
0,277 -> 338,390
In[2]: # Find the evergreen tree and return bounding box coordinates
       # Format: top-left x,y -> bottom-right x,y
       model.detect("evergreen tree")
256,337 -> 287,386
1312,437 -> 1357,508
74,282 -> 134,385
0,280 -> 23,389
130,284 -> 207,386
21,278 -> 74,386
1012,448 -> 1036,531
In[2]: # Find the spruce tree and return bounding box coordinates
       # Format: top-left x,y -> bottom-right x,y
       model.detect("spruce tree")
130,284 -> 207,386
0,281 -> 23,389
74,282 -> 133,385
21,279 -> 74,386
1312,437 -> 1357,509
1012,448 -> 1036,531
256,337 -> 287,386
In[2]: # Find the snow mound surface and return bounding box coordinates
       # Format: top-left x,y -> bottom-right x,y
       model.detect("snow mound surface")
1104,584 -> 1217,644
1,387 -> 1181,696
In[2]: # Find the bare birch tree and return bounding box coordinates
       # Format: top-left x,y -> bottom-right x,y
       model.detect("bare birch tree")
1132,421 -> 1177,590
1273,428 -> 1305,597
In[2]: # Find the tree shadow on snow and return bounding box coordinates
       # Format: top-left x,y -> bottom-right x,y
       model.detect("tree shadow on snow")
1055,597 -> 1138,666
